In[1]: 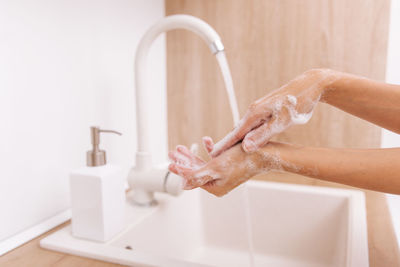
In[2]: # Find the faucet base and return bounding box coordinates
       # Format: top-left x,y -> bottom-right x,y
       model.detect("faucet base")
127,163 -> 183,207
128,189 -> 158,207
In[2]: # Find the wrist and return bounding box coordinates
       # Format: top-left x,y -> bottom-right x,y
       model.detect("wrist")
318,69 -> 349,104
255,142 -> 299,172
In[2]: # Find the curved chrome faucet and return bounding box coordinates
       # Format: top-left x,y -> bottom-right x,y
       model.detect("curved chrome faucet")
129,15 -> 229,205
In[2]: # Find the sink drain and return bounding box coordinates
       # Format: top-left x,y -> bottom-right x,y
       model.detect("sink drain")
125,245 -> 133,250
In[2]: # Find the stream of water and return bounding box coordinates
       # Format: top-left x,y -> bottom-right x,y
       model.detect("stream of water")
216,52 -> 255,267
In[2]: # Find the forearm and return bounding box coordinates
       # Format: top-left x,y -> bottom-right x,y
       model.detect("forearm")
258,142 -> 400,194
321,70 -> 400,133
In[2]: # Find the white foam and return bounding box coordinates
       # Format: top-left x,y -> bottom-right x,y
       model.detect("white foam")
174,152 -> 191,167
290,110 -> 313,125
287,94 -> 297,106
273,94 -> 313,130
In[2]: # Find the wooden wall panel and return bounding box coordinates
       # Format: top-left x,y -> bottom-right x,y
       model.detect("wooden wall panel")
166,0 -> 388,152
166,1 -> 398,266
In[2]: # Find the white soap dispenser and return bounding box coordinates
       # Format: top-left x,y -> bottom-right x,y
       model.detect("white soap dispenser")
70,126 -> 125,242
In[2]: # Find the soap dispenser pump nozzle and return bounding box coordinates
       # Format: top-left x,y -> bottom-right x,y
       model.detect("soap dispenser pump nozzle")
87,126 -> 122,167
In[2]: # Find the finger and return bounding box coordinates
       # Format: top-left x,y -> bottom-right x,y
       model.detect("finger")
210,114 -> 263,157
242,116 -> 284,152
201,180 -> 226,197
182,180 -> 197,190
168,163 -> 177,173
202,136 -> 214,154
191,168 -> 220,188
179,174 -> 196,190
168,163 -> 190,175
168,163 -> 180,175
176,145 -> 191,155
168,151 -> 191,166
169,163 -> 203,190
176,145 -> 204,165
168,151 -> 178,163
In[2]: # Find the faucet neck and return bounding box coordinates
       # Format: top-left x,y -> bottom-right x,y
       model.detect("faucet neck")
134,15 -> 225,169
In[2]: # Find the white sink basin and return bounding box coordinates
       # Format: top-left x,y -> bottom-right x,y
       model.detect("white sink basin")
40,180 -> 368,267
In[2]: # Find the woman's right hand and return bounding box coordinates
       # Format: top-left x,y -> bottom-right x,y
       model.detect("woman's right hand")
168,141 -> 282,197
208,69 -> 338,157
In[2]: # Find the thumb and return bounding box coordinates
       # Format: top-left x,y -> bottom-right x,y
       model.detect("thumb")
202,136 -> 214,155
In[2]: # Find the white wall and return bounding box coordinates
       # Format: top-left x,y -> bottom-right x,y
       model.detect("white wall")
384,0 -> 400,251
0,0 -> 167,253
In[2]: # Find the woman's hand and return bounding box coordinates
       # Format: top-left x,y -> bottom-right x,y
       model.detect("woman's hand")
168,141 -> 281,197
209,69 -> 338,157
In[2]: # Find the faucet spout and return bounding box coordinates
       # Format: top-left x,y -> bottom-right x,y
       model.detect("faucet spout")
134,15 -> 225,169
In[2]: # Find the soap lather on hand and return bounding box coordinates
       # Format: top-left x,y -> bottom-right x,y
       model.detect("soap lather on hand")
168,138 -> 281,197
171,68 -> 400,197
168,69 -> 333,196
